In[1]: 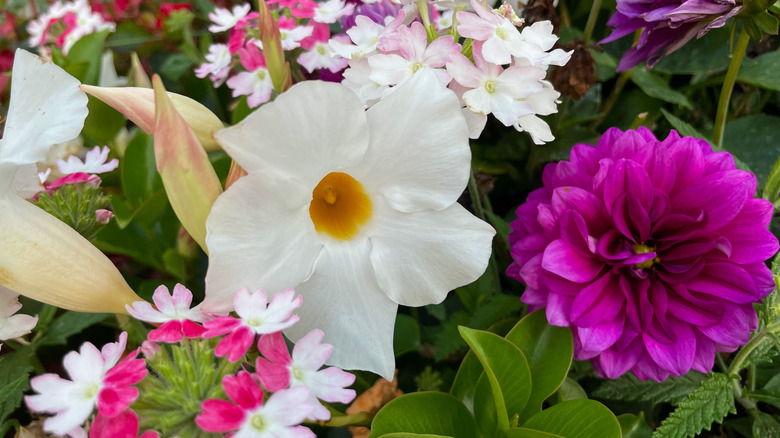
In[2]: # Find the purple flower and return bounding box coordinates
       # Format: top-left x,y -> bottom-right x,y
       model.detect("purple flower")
601,0 -> 742,71
506,127 -> 779,381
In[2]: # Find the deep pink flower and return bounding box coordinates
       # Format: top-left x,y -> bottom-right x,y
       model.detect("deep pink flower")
89,410 -> 159,438
196,371 -> 315,437
126,284 -> 210,343
506,127 -> 779,381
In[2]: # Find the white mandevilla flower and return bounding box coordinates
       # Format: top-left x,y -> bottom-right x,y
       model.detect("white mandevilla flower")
56,145 -> 118,174
202,70 -> 495,378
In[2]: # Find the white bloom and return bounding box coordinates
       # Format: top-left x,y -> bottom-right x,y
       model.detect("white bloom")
312,0 -> 355,24
0,286 -> 38,341
57,146 -> 118,174
280,26 -> 314,51
298,42 -> 348,73
203,71 -> 495,378
195,44 -> 233,86
208,4 -> 252,33
512,21 -> 572,69
342,58 -> 388,107
329,15 -> 385,60
514,80 -> 562,144
226,66 -> 274,108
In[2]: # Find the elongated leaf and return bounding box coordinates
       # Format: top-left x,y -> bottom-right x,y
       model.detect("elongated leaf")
522,399 -> 621,438
592,371 -> 707,405
631,69 -> 692,109
618,414 -> 653,438
653,373 -> 736,438
369,392 -> 479,438
0,347 -> 34,425
660,109 -> 705,140
459,327 -> 532,432
37,311 -> 111,346
506,428 -> 564,438
122,132 -> 162,205
505,310 -> 573,422
738,51 -> 780,91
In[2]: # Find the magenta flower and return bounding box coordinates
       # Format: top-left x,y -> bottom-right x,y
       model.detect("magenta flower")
255,330 -> 356,421
202,288 -> 302,362
89,410 -> 159,438
196,371 -> 315,437
126,284 -> 210,343
601,0 -> 742,71
506,127 -> 778,381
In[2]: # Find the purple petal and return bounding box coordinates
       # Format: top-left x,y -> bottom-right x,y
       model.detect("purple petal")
541,239 -> 604,283
643,317 -> 696,376
671,170 -> 756,231
570,273 -> 624,327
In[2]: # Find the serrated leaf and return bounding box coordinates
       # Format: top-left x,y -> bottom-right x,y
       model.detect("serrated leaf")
37,311 -> 111,346
0,347 -> 34,424
593,371 -> 707,405
724,114 -> 780,189
631,69 -> 693,109
652,373 -> 736,438
742,336 -> 779,367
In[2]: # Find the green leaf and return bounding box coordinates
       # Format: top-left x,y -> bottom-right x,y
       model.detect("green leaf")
755,10 -> 779,34
122,132 -> 162,205
38,311 -> 112,346
652,373 -> 736,438
161,53 -> 194,82
379,434 -> 453,438
506,428 -> 564,438
369,392 -> 479,438
753,413 -> 780,438
739,51 -> 780,91
556,377 -> 587,402
106,21 -> 154,52
394,314 -> 421,357
660,109 -> 706,139
505,310 -> 573,422
433,310 -> 470,360
459,327 -> 532,431
630,69 -> 693,109
468,294 -> 522,332
618,414 -> 653,438
653,26 -> 730,74
723,114 -> 780,188
0,347 -> 34,424
83,96 -> 126,145
593,371 -> 707,405
522,399 -> 621,438
64,29 -> 110,85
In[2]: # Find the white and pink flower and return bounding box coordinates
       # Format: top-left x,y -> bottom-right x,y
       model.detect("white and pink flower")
56,146 -> 118,175
126,284 -> 210,343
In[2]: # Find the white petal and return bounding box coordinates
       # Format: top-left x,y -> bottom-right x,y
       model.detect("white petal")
369,200 -> 494,306
0,49 -> 87,166
514,114 -> 554,144
203,174 -> 323,313
214,81 -> 369,189
12,164 -> 44,198
352,70 -> 471,213
284,239 -> 397,380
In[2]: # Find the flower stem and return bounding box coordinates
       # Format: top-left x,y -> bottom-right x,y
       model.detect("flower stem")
727,321 -> 780,376
713,28 -> 749,147
581,0 -> 603,45
417,0 -> 437,43
314,412 -> 372,427
467,169 -> 485,222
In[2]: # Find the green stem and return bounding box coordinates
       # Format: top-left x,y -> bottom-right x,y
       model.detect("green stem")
581,0 -> 603,45
417,0 -> 437,43
727,321 -> 780,376
713,28 -> 749,147
312,412 -> 372,427
467,169 -> 486,222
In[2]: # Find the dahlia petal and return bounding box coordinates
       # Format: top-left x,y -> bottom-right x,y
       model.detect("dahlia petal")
550,186 -> 611,235
354,69 -> 471,213
643,318 -> 695,376
671,170 -> 755,231
203,174 -> 322,313
691,331 -> 716,374
570,273 -> 623,327
576,312 -> 624,353
597,334 -> 642,379
284,240 -> 397,380
632,353 -> 671,382
686,263 -> 760,303
369,201 -> 495,306
196,400 -> 246,432
697,304 -> 753,349
558,210 -> 597,257
717,199 -> 779,264
611,194 -> 651,243
541,239 -> 603,283
213,81 -> 369,189
602,159 -> 654,214
545,292 -> 573,326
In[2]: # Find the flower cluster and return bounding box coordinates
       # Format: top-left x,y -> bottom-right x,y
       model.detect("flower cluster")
26,0 -> 115,56
601,0 -> 742,71
506,127 -> 779,381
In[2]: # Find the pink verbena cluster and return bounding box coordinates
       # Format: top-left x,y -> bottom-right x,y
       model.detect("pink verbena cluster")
24,284 -> 357,436
26,0 -> 115,55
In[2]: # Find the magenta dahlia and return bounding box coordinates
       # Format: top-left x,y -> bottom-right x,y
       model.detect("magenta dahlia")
506,127 -> 779,381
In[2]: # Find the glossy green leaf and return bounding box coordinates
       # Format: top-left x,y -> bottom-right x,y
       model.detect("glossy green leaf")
556,377 -> 587,402
369,392 -> 479,438
37,311 -> 111,346
83,96 -> 126,145
394,314 -> 421,357
122,132 -> 162,205
618,414 -> 653,438
505,310 -> 573,422
630,69 -> 692,109
459,326 -> 532,432
522,399 -> 621,438
378,434 -> 452,438
653,27 -> 730,74
506,428 -> 564,438
64,29 -> 110,85
473,374 -> 502,437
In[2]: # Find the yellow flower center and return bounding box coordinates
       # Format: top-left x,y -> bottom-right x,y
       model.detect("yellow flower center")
309,172 -> 372,240
411,62 -> 423,73
632,243 -> 659,270
484,80 -> 496,94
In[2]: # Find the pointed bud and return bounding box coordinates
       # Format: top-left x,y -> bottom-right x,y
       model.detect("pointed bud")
224,160 -> 247,190
0,194 -> 140,313
258,0 -> 291,93
129,52 -> 152,88
153,75 -> 223,254
80,84 -> 224,152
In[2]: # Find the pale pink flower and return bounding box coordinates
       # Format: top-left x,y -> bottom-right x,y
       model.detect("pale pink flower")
202,288 -> 302,362
126,284 -> 210,343
368,21 -> 460,87
446,41 -> 545,126
227,45 -> 274,108
256,330 -> 356,421
375,10 -> 406,52
56,146 -> 118,175
293,0 -> 354,23
329,15 -> 385,59
25,332 -> 147,435
298,24 -> 348,73
89,410 -> 159,438
208,4 -> 253,32
195,44 -> 233,86
0,286 -> 38,342
278,17 -> 313,51
197,371 -> 315,437
95,209 -> 114,224
456,0 -> 524,65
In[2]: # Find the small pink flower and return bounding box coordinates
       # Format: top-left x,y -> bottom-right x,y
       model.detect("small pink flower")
95,209 -> 114,224
256,330 -> 356,421
196,371 -> 315,437
226,45 -> 274,108
203,288 -> 302,362
89,410 -> 159,438
126,284 -> 210,343
25,332 -> 147,435
456,0 -> 523,65
57,146 -> 118,175
46,172 -> 101,192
